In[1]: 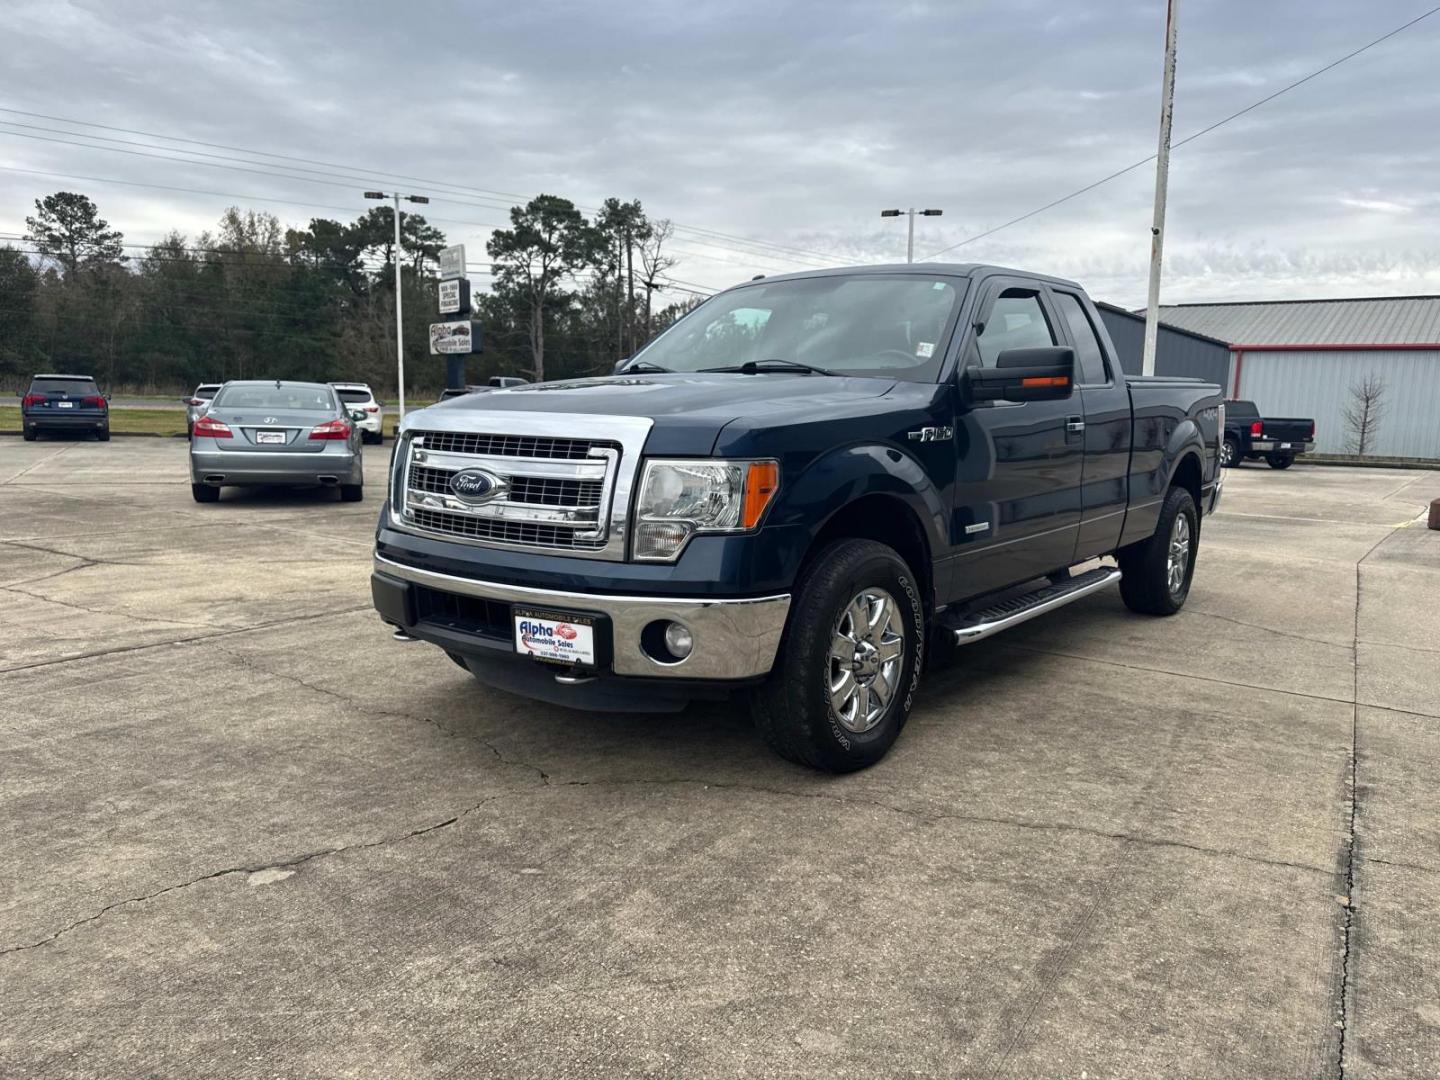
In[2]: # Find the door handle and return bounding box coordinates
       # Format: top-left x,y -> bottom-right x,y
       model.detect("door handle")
1066,417 -> 1086,433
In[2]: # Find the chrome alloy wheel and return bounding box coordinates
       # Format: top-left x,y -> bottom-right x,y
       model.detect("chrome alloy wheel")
828,588 -> 906,734
1220,441 -> 1235,467
1167,513 -> 1192,596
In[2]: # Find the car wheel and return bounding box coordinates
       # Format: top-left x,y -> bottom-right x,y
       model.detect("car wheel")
97,426 -> 110,442
1118,485 -> 1198,616
1266,452 -> 1294,470
340,483 -> 364,502
191,483 -> 220,503
1220,438 -> 1240,467
749,538 -> 924,772
23,425 -> 37,442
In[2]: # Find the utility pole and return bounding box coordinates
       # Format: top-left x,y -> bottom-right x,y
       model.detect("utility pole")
364,190 -> 429,418
881,207 -> 943,263
1141,0 -> 1179,377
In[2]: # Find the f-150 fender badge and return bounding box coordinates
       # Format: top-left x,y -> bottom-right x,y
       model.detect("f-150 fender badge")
907,426 -> 953,442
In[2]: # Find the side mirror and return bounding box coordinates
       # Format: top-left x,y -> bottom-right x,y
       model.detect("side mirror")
613,357 -> 630,374
348,410 -> 367,423
966,346 -> 1076,403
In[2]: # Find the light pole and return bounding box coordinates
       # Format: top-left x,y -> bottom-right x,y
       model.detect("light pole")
364,190 -> 430,418
881,207 -> 943,263
1140,0 -> 1180,377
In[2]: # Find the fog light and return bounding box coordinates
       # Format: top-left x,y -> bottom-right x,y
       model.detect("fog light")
664,621 -> 693,660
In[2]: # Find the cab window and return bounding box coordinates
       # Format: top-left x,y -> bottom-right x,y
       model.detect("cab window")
1052,291 -> 1109,385
976,289 -> 1055,367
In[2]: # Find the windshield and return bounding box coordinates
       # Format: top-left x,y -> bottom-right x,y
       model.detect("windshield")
336,389 -> 372,403
194,385 -> 220,398
635,274 -> 967,381
213,385 -> 337,412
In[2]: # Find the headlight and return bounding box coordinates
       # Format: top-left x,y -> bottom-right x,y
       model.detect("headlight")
632,459 -> 779,561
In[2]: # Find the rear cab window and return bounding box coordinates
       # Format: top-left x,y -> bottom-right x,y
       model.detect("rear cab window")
1051,292 -> 1110,385
30,377 -> 99,395
1227,400 -> 1259,419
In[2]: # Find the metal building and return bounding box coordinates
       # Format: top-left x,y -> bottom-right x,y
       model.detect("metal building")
1095,302 -> 1231,385
1159,295 -> 1440,460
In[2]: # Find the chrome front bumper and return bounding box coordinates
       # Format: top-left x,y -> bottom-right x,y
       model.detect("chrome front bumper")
373,554 -> 790,680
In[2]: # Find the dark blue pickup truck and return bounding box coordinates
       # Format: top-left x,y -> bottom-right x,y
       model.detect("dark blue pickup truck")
371,264 -> 1223,771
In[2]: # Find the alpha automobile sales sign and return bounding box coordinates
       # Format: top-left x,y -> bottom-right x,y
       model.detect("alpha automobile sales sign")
429,320 -> 476,354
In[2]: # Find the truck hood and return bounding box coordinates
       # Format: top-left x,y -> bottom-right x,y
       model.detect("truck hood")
412,373 -> 900,455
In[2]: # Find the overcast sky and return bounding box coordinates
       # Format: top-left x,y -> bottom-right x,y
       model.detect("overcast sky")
2,0 -> 1437,307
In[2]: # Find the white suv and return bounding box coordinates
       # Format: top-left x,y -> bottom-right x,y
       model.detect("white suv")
330,382 -> 384,444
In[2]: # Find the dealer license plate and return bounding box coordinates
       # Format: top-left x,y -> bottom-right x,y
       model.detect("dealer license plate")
256,430 -> 286,444
513,608 -> 596,665
57,400 -> 74,408
1279,442 -> 1292,449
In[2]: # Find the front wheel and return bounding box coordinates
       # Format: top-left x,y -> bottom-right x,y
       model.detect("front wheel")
750,539 -> 924,772
1118,486 -> 1198,616
1266,451 -> 1294,470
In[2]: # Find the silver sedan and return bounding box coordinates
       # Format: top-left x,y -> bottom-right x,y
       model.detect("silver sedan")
189,380 -> 365,503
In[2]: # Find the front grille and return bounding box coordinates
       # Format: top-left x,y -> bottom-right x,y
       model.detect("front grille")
419,432 -> 614,459
409,508 -> 606,550
408,464 -> 455,495
509,476 -> 604,507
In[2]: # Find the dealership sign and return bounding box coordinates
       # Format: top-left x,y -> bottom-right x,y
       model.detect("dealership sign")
429,320 -> 481,354
438,244 -> 466,280
438,278 -> 471,315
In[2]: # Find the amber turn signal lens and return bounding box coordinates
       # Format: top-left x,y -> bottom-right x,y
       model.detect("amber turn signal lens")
1021,376 -> 1069,388
742,461 -> 780,528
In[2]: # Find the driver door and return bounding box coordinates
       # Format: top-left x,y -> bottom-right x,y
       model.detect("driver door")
951,279 -> 1084,595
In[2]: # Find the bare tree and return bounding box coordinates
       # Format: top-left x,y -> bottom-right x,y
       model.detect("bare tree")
1342,373 -> 1386,456
637,219 -> 678,342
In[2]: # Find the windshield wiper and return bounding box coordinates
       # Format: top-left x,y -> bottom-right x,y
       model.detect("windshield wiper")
622,360 -> 672,373
699,358 -> 836,376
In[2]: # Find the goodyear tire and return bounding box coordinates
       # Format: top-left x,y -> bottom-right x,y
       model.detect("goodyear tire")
750,539 -> 924,772
1118,486 -> 1198,616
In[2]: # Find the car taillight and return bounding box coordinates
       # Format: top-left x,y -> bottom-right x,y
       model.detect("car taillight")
22,393 -> 46,407
1250,421 -> 1263,437
187,398 -> 202,406
193,415 -> 232,439
308,419 -> 351,441
82,395 -> 106,409
365,405 -> 380,413
1309,421 -> 1316,439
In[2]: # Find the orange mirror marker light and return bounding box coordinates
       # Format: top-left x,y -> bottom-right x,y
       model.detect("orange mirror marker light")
1021,376 -> 1069,388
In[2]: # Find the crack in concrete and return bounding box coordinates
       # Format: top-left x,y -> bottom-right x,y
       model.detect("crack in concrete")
0,444 -> 75,484
0,583 -> 231,630
0,797 -> 501,957
555,776 -> 1333,878
0,605 -> 375,674
1186,608 -> 1352,649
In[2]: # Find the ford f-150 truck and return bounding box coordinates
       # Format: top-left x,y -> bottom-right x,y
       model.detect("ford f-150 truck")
1220,399 -> 1315,469
371,264 -> 1223,771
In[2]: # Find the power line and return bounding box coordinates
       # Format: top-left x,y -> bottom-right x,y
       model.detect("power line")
922,5 -> 1440,260
0,104 -> 846,266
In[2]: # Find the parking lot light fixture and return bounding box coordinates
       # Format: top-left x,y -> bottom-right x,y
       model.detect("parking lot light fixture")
881,207 -> 944,263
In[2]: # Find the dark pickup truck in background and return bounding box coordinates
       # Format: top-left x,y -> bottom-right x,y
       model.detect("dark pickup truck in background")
1222,398 -> 1315,469
372,264 -> 1223,771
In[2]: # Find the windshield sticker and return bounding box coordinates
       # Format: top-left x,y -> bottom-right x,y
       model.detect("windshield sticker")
916,342 -> 935,358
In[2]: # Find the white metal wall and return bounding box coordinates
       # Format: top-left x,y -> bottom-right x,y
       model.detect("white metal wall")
1236,349 -> 1440,458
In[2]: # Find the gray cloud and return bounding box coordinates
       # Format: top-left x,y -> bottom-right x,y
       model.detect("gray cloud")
2,0 -> 1437,306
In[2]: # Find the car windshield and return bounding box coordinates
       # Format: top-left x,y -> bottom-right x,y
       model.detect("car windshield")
633,274 -> 967,382
335,389 -> 372,403
213,385 -> 336,412
31,377 -> 99,395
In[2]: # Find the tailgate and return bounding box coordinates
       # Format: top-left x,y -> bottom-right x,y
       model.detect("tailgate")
1263,418 -> 1313,442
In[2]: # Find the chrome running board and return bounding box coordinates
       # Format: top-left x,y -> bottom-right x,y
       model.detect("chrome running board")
947,566 -> 1122,645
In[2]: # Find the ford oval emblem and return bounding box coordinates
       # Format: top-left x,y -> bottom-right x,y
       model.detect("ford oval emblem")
449,468 -> 504,503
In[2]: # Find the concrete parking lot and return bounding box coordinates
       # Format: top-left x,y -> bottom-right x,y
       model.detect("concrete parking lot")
2,437 -> 1436,1078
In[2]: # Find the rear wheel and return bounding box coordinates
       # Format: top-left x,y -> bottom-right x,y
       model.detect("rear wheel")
1266,451 -> 1294,470
23,426 -> 37,442
340,483 -> 364,502
750,539 -> 924,772
1220,438 -> 1240,467
97,426 -> 110,442
191,483 -> 219,503
1118,486 -> 1198,616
